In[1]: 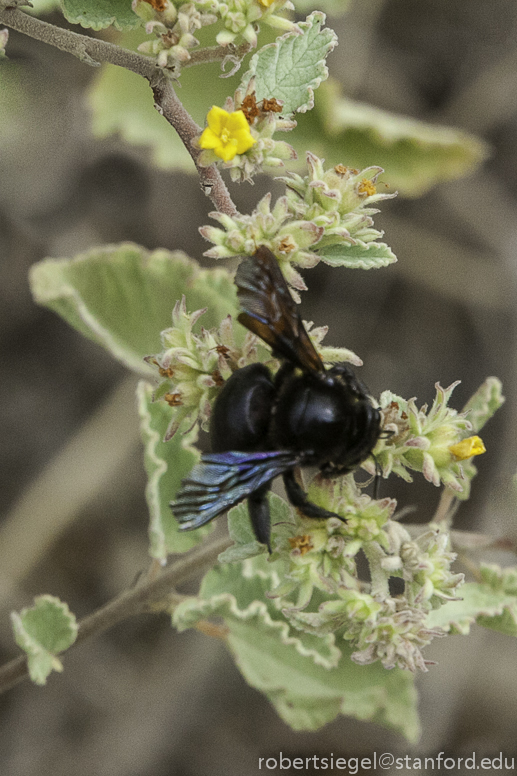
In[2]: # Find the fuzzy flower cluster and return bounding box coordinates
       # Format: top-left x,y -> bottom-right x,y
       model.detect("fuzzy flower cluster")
373,382 -> 486,498
269,476 -> 396,610
200,153 -> 394,291
398,528 -> 465,608
133,0 -> 297,65
267,477 -> 463,671
279,153 -> 397,251
199,0 -> 298,48
197,88 -> 297,182
146,297 -> 260,439
133,0 -> 217,66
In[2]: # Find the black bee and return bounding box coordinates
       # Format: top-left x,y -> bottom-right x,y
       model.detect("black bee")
171,246 -> 382,552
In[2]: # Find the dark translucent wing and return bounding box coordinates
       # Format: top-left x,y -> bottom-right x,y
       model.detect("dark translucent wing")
235,245 -> 325,373
171,450 -> 299,530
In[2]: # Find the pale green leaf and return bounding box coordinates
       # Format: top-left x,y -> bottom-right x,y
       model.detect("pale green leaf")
29,243 -> 238,374
27,0 -> 60,14
228,617 -> 419,739
427,581 -> 517,636
60,0 -> 141,30
243,12 -> 337,116
293,0 -> 351,13
173,562 -> 420,740
292,79 -> 489,197
11,595 -> 78,685
217,501 -> 265,563
137,381 -> 209,559
461,377 -> 505,433
87,64 -> 192,172
317,241 -> 397,269
218,493 -> 291,563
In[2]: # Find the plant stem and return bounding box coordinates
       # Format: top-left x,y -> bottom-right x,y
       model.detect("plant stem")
363,541 -> 390,598
0,535 -> 232,695
0,6 -> 238,217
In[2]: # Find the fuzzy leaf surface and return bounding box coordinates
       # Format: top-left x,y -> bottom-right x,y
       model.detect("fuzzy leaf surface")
173,561 -> 420,740
317,241 -> 397,270
29,243 -> 238,374
218,493 -> 291,563
427,581 -> 517,636
11,595 -> 78,685
243,12 -> 337,116
461,377 -> 505,433
60,0 -> 141,30
137,381 -> 207,559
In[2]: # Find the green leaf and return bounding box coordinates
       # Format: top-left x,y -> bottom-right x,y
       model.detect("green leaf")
29,243 -> 238,374
292,79 -> 489,197
137,381 -> 209,559
317,241 -> 397,270
218,493 -> 291,563
27,0 -> 60,13
293,0 -> 351,13
173,562 -> 420,740
60,0 -> 141,30
427,580 -> 517,636
242,12 -> 337,116
11,595 -> 78,685
461,377 -> 505,433
218,502 -> 265,563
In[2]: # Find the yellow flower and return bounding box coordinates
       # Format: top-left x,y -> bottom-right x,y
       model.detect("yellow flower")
449,435 -> 486,460
199,106 -> 256,162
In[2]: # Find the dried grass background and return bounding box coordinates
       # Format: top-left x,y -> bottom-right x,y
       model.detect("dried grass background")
1,1 -> 517,773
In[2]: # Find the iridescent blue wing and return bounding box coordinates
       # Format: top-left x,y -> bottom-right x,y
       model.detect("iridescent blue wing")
236,246 -> 325,374
171,450 -> 299,530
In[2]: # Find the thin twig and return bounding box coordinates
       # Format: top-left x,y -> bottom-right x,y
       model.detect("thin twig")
0,535 -> 233,695
431,487 -> 458,526
0,6 -> 158,74
0,6 -> 238,216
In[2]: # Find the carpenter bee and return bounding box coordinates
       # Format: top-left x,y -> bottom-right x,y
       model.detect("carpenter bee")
171,246 -> 382,552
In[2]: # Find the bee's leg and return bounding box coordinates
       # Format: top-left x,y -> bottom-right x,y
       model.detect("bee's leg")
273,360 -> 295,391
282,470 -> 346,523
248,484 -> 272,553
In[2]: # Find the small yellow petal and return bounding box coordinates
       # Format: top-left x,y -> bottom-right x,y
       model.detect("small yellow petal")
234,132 -> 256,154
200,106 -> 255,161
449,435 -> 486,460
206,105 -> 228,133
218,139 -> 239,162
199,127 -> 221,150
226,110 -> 251,133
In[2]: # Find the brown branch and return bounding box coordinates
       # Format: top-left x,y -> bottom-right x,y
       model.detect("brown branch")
149,73 -> 238,216
0,6 -> 238,216
0,535 -> 233,695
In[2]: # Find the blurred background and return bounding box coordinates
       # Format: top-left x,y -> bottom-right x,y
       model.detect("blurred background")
1,0 -> 517,773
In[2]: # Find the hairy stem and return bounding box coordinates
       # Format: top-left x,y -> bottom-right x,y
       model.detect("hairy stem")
0,535 -> 232,695
363,541 -> 390,598
0,6 -> 238,216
